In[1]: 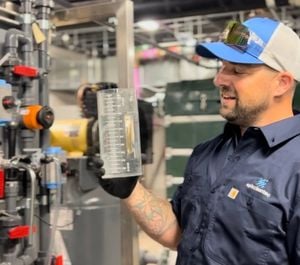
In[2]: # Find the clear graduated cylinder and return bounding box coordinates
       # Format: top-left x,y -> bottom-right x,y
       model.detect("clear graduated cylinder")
97,88 -> 142,178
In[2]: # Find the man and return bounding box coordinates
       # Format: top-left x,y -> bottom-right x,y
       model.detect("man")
96,17 -> 300,264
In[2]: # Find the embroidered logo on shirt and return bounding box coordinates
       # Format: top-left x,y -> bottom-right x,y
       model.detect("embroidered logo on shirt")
256,178 -> 269,189
228,187 -> 239,200
246,178 -> 271,198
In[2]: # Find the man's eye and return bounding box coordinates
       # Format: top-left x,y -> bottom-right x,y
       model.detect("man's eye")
234,68 -> 244,74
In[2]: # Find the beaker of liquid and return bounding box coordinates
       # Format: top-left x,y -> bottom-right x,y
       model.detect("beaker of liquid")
97,88 -> 142,179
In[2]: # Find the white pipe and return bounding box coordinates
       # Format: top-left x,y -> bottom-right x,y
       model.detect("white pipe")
0,6 -> 20,16
46,158 -> 62,265
0,15 -> 20,25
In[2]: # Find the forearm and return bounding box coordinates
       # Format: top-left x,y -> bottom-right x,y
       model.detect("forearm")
123,182 -> 181,249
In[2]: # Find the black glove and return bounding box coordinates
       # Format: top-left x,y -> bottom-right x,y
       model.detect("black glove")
93,156 -> 139,199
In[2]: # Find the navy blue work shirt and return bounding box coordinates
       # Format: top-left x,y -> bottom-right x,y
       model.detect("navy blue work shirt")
171,114 -> 300,265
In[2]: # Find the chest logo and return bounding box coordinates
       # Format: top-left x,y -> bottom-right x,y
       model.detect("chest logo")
228,187 -> 239,200
246,178 -> 271,198
256,178 -> 269,189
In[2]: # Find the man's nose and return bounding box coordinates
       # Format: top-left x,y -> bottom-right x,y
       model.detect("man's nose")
213,69 -> 230,88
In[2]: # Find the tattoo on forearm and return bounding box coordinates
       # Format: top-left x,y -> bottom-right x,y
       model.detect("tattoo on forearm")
128,188 -> 176,238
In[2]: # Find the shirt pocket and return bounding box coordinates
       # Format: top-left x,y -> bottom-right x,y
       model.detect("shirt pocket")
204,190 -> 285,265
179,186 -> 205,230
177,184 -> 207,254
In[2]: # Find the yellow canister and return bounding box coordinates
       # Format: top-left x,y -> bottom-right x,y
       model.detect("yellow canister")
50,119 -> 89,155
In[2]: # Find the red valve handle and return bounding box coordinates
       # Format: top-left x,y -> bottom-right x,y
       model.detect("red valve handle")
13,65 -> 38,77
8,225 -> 30,239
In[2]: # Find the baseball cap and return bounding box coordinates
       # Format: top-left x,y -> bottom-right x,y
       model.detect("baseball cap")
196,17 -> 300,81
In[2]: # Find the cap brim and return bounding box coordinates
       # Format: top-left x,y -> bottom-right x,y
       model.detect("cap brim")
196,42 -> 264,64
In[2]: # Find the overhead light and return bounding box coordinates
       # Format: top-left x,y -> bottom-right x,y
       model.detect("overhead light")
61,33 -> 70,43
137,20 -> 159,32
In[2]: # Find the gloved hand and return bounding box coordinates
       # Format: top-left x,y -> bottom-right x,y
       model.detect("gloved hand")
92,156 -> 139,199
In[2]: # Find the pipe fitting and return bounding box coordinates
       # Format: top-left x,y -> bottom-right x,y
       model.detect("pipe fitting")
5,29 -> 33,54
35,0 -> 54,9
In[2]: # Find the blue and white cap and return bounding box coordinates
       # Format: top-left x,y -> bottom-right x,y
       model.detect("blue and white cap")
196,17 -> 300,81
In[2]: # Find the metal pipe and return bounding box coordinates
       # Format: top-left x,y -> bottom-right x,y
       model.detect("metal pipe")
0,15 -> 20,25
34,18 -> 50,257
0,6 -> 20,16
21,0 -> 33,66
11,162 -> 37,246
20,0 -> 36,108
45,159 -> 62,265
35,0 -> 54,150
23,165 -> 36,246
7,1 -> 38,151
7,121 -> 18,158
5,180 -> 19,214
36,188 -> 51,265
4,28 -> 33,61
116,2 -> 140,265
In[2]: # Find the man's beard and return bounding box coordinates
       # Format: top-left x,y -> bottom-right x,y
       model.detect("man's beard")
220,98 -> 269,127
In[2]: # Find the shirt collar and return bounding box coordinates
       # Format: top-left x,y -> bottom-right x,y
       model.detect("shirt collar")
223,123 -> 241,139
223,114 -> 300,148
260,114 -> 300,147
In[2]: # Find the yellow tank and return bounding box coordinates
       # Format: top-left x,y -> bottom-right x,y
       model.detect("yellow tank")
50,119 -> 89,156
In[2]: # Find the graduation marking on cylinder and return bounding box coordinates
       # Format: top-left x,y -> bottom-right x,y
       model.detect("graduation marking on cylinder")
97,88 -> 142,179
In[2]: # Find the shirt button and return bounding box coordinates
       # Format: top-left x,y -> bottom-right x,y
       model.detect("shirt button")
189,246 -> 196,251
211,188 -> 216,194
247,199 -> 253,206
227,155 -> 234,161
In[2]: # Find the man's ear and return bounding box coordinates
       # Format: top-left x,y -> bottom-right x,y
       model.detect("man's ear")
273,72 -> 294,97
